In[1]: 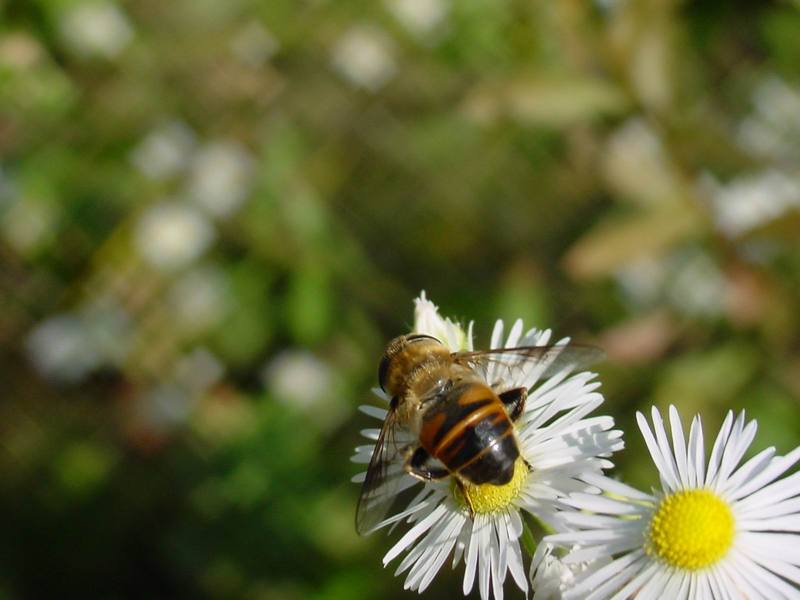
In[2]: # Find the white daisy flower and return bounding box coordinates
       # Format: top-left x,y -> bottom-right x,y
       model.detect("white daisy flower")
548,405 -> 800,600
528,542 -> 610,600
352,292 -> 623,600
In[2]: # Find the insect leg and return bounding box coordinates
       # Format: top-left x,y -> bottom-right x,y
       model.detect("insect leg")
498,386 -> 528,421
455,478 -> 475,518
404,447 -> 450,481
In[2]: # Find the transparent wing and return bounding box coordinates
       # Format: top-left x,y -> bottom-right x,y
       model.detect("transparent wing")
453,344 -> 605,392
355,409 -> 410,535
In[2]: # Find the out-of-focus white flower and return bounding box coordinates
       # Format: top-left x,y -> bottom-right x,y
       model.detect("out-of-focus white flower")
263,350 -> 334,410
1,197 -> 58,255
352,294 -> 623,600
593,0 -> 620,11
174,347 -> 225,393
549,406 -> 800,600
263,350 -> 350,433
665,252 -> 727,318
701,169 -> 800,238
138,383 -> 195,430
385,0 -> 448,40
130,121 -> 196,181
603,119 -> 678,206
168,266 -> 229,334
615,250 -> 726,318
615,256 -> 669,310
59,2 -> 134,60
738,76 -> 800,163
186,141 -> 254,218
81,298 -> 132,367
332,26 -> 396,92
230,21 -> 279,67
26,314 -> 100,383
25,300 -> 132,383
134,201 -> 215,271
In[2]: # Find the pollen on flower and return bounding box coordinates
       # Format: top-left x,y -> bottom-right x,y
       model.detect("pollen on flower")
645,489 -> 735,570
452,458 -> 528,514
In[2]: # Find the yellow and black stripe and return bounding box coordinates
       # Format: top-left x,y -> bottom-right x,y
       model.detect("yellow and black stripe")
420,382 -> 518,486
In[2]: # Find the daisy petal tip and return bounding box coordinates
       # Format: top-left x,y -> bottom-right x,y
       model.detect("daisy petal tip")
650,405 -> 663,422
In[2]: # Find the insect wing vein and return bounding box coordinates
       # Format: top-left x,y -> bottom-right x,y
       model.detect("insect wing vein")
453,344 -> 604,392
355,410 -> 409,535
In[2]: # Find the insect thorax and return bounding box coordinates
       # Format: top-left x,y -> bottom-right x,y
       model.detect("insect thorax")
383,338 -> 449,396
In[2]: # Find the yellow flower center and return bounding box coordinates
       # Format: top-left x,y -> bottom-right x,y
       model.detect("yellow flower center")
452,458 -> 528,514
646,489 -> 735,570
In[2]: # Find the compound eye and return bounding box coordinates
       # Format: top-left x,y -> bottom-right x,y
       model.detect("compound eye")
406,334 -> 440,344
377,353 -> 391,392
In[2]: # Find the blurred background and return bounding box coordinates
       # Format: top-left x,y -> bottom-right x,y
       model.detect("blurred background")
1,0 -> 800,597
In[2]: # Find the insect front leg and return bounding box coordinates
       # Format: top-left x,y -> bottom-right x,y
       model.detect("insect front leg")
454,478 -> 475,518
498,386 -> 528,421
404,447 -> 450,482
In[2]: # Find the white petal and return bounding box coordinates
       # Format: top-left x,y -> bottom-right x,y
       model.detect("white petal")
561,492 -> 648,515
692,572 -> 713,600
561,537 -> 644,564
579,472 -> 655,501
738,515 -> 800,532
359,404 -> 388,419
506,319 -> 523,348
607,561 -> 661,600
463,519 -> 480,595
495,513 -> 509,590
735,470 -> 800,513
688,415 -> 705,489
712,414 -> 757,492
376,489 -> 438,530
737,532 -> 800,565
738,496 -> 800,520
490,319 -> 505,349
383,503 -> 449,565
730,447 -> 800,504
547,529 -> 633,544
478,517 -> 491,600
669,405 -> 690,489
650,406 -> 681,492
705,564 -> 733,600
565,550 -> 647,600
451,518 -> 471,568
729,546 -> 800,598
490,521 -> 503,600
637,411 -> 679,492
705,411 -> 734,487
371,387 -> 390,401
720,446 -> 775,499
505,519 -> 527,592
636,566 -> 672,600
738,542 -> 800,585
413,511 -> 466,592
717,555 -> 770,600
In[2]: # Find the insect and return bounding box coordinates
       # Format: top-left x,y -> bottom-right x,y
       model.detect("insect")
355,333 -> 604,535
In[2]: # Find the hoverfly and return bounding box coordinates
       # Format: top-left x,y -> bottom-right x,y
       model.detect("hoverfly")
355,333 -> 604,535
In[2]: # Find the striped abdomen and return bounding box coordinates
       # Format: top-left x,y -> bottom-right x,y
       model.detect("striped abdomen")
418,382 -> 519,486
